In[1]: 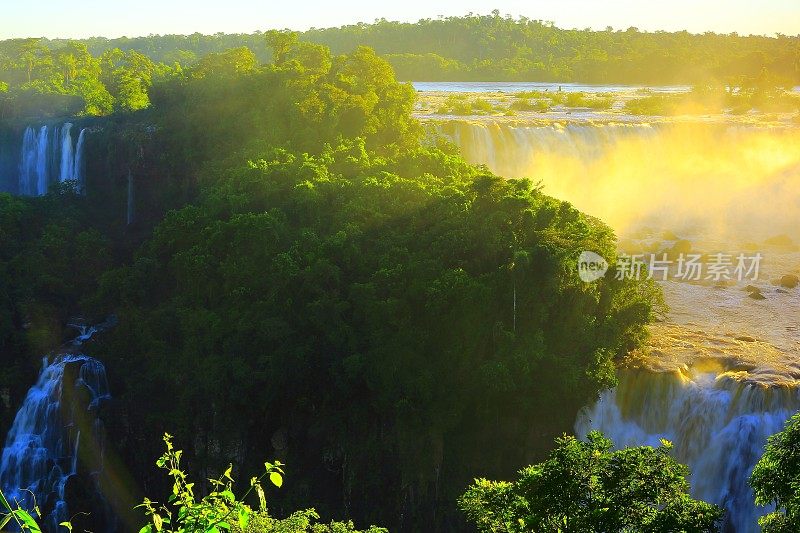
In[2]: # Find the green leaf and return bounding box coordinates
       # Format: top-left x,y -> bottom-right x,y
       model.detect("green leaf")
269,472 -> 283,488
238,507 -> 250,529
16,510 -> 42,533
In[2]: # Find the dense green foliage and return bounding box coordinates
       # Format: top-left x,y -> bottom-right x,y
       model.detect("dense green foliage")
81,34 -> 658,530
0,186 -> 114,430
0,39 -> 176,119
751,412 -> 800,532
460,432 -> 723,532
0,30 -> 662,531
92,140 -> 656,528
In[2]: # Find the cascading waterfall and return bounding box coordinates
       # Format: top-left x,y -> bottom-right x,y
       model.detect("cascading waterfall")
436,119 -> 800,238
575,370 -> 798,532
437,120 -> 658,178
73,129 -> 85,192
0,354 -> 111,530
17,122 -> 88,196
59,124 -> 74,188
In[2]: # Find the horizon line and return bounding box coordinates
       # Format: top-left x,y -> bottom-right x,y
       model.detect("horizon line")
2,13 -> 799,42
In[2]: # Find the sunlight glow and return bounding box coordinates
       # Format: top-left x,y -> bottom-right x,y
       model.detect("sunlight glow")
2,0 -> 798,39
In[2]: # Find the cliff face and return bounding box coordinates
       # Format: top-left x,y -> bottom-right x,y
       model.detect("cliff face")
0,124 -> 21,193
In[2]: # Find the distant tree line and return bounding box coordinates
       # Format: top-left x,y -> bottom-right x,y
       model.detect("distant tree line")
2,13 -> 797,121
304,12 -> 800,85
6,12 -> 797,87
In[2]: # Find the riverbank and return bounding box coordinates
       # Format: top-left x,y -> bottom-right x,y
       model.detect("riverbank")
414,89 -> 800,126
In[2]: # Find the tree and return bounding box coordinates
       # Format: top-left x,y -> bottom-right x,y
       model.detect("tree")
751,413 -> 800,532
265,30 -> 299,66
192,46 -> 257,79
460,431 -> 723,532
18,39 -> 52,84
100,48 -> 159,112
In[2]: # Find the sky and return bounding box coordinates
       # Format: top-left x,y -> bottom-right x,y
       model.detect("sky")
1,0 -> 798,39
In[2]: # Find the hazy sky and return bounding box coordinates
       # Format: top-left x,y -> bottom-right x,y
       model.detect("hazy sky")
2,0 -> 798,39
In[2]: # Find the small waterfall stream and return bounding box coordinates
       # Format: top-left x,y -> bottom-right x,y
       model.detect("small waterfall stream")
0,353 -> 111,530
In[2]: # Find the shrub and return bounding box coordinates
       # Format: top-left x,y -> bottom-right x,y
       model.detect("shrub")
138,434 -> 385,533
460,431 -> 722,532
751,412 -> 800,532
137,433 -> 285,533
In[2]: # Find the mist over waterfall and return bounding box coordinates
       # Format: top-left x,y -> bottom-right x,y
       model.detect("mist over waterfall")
17,123 -> 88,196
438,120 -> 800,241
576,370 -> 798,532
0,355 -> 111,530
438,120 -> 657,177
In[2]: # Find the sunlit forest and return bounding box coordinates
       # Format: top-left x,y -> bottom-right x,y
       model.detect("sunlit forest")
1,13 -> 799,120
0,9 -> 799,533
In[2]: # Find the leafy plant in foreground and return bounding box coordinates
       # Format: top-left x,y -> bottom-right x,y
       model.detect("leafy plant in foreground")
0,488 -> 76,532
138,434 -> 385,533
0,489 -> 43,532
138,433 -> 284,533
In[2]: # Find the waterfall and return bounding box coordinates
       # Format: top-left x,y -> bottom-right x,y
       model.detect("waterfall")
436,119 -> 800,242
58,124 -> 74,184
0,355 -> 111,530
17,123 -> 88,196
436,120 -> 657,178
73,129 -> 86,193
575,369 -> 798,532
35,126 -> 49,196
18,127 -> 40,196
